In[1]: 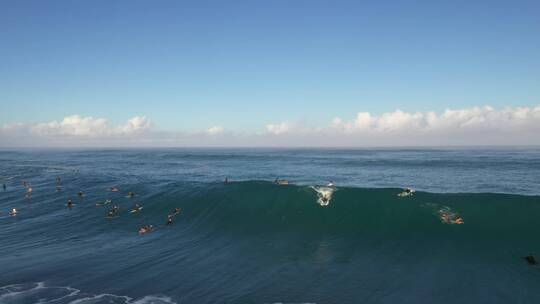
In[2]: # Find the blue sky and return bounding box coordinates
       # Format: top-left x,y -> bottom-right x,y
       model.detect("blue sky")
1,0 -> 539,144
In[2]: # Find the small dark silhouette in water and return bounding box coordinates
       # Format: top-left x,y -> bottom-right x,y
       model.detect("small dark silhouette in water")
2,183 -> 5,191
525,254 -> 538,265
224,177 -> 229,184
166,214 -> 173,225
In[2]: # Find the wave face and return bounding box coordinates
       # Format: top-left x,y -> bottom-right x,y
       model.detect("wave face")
1,149 -> 540,303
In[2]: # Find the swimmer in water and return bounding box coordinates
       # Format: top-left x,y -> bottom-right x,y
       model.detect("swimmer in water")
106,206 -> 119,218
9,208 -> 17,216
67,199 -> 73,208
166,215 -> 173,225
26,187 -> 33,198
525,254 -> 538,265
139,225 -> 154,235
452,217 -> 464,225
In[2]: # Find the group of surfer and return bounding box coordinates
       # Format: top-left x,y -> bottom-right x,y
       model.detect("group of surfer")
138,208 -> 181,235
5,177 -> 181,235
399,188 -> 464,225
5,176 -> 538,267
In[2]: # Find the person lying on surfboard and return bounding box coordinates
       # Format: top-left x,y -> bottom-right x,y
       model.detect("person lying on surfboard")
131,203 -> 143,213
139,225 -> 154,235
166,214 -> 173,225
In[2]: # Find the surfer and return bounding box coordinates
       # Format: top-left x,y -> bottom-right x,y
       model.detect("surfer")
224,177 -> 229,184
96,199 -> 112,206
106,206 -> 119,218
109,187 -> 120,192
26,187 -> 33,198
452,217 -> 464,225
139,225 -> 154,235
78,191 -> 84,198
166,214 -> 173,225
131,203 -> 142,212
525,254 -> 538,265
275,179 -> 289,185
127,192 -> 135,198
9,208 -> 17,216
67,199 -> 73,208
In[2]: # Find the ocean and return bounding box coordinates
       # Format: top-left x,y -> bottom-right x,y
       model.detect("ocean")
1,148 -> 540,303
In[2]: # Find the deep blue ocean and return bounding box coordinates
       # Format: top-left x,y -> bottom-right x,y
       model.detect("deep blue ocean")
1,148 -> 540,304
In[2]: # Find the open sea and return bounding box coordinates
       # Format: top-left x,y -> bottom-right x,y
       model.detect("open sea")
1,148 -> 540,304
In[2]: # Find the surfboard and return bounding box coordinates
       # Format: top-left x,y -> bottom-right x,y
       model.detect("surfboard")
130,207 -> 143,213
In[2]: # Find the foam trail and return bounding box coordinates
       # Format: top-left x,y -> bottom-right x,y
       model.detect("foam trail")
0,283 -> 176,304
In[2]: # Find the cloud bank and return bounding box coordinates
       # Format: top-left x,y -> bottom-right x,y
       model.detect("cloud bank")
1,105 -> 539,147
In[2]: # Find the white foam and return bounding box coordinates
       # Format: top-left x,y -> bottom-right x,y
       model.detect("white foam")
0,282 -> 177,304
311,186 -> 336,206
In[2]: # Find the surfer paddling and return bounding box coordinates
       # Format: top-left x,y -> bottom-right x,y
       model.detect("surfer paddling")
25,186 -> 33,199
398,187 -> 415,197
525,254 -> 538,265
139,225 -> 154,235
166,208 -> 181,225
131,203 -> 143,213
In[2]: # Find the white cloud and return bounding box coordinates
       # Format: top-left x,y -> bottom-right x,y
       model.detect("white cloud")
206,126 -> 224,135
116,116 -> 152,134
265,122 -> 294,135
29,115 -> 151,137
1,105 -> 540,147
329,105 -> 540,135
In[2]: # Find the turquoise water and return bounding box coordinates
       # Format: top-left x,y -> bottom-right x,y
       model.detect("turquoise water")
1,149 -> 540,303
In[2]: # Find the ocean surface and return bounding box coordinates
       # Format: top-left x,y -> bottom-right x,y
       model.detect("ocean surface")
1,148 -> 540,304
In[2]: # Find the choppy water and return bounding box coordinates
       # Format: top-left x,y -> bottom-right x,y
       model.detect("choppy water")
1,148 -> 540,303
